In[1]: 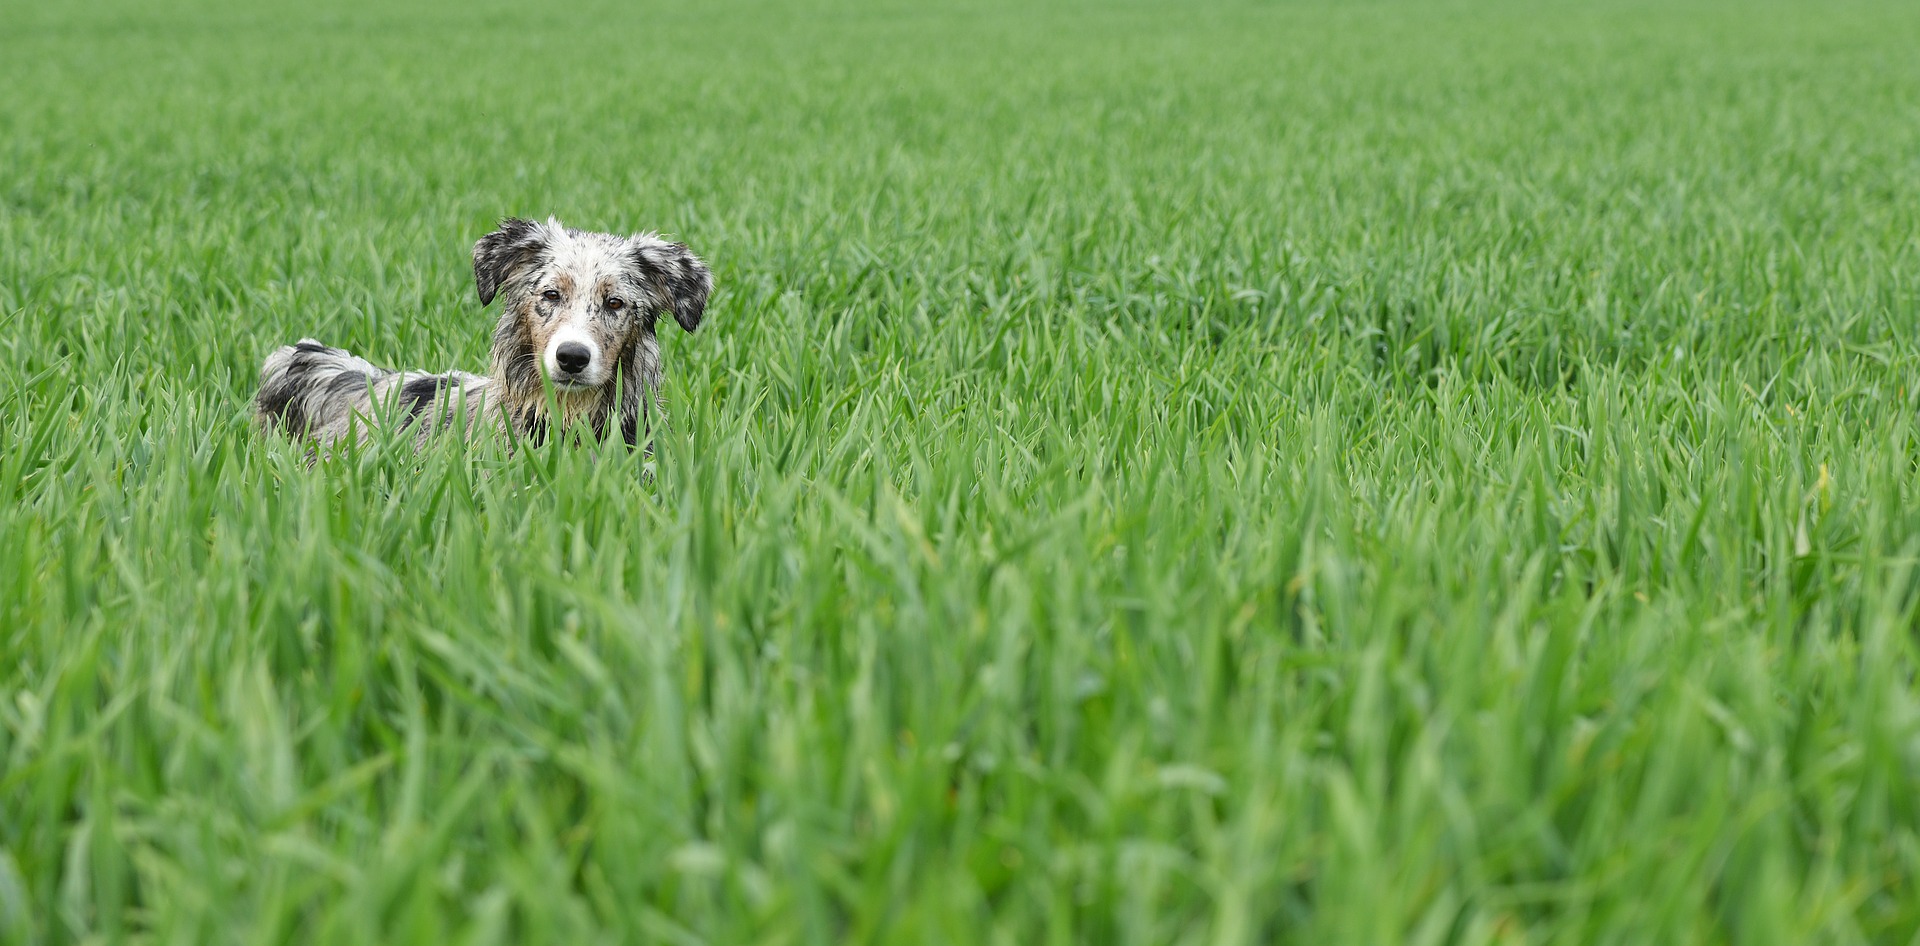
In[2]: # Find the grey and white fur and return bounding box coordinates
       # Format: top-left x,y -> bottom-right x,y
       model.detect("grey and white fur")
256,217 -> 711,448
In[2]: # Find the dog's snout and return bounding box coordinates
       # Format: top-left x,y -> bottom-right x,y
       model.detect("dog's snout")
554,342 -> 592,374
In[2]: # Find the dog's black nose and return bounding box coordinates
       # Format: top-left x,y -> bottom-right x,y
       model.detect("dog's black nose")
554,342 -> 592,374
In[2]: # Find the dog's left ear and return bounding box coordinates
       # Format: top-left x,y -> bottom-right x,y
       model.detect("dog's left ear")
472,217 -> 551,305
630,236 -> 713,333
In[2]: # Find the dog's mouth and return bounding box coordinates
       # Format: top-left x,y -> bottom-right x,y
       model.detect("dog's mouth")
548,377 -> 600,393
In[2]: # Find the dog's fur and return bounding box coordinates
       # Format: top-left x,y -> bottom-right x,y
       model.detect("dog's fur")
256,217 -> 711,448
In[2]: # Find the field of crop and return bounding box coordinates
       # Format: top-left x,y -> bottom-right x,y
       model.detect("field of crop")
5,0 -> 1920,941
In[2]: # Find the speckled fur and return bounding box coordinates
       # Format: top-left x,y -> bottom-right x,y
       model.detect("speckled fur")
256,217 -> 711,449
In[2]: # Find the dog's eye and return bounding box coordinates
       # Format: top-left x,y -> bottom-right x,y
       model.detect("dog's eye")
605,297 -> 624,311
542,289 -> 562,302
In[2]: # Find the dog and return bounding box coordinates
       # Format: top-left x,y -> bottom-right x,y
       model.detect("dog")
255,217 -> 711,448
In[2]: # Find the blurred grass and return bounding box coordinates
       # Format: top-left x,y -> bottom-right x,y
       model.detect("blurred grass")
4,0 -> 1920,942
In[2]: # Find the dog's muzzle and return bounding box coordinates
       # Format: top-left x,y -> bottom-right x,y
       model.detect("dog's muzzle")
543,327 -> 604,387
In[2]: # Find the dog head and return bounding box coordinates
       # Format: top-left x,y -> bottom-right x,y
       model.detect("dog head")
473,217 -> 711,396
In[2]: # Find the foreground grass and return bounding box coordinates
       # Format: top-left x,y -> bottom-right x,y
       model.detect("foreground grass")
5,0 -> 1920,941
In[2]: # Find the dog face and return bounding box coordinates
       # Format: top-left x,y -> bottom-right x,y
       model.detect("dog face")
473,217 -> 711,396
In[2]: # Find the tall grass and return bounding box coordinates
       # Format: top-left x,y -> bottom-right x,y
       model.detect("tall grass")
4,0 -> 1920,941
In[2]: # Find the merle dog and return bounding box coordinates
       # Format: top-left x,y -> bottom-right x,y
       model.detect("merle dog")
256,217 -> 711,448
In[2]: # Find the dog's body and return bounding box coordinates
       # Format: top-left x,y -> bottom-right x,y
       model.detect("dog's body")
256,217 -> 711,448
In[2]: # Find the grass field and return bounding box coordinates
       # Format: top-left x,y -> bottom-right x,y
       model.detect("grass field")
5,0 -> 1920,941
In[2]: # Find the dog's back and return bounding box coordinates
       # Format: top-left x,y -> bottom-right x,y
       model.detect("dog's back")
256,339 -> 488,445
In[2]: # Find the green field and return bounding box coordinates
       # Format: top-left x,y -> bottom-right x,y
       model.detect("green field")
5,0 -> 1920,941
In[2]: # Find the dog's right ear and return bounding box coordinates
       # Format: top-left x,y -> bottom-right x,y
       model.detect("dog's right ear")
472,217 -> 549,305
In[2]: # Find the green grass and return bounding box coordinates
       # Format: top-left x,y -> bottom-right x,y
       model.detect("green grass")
5,0 -> 1920,941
